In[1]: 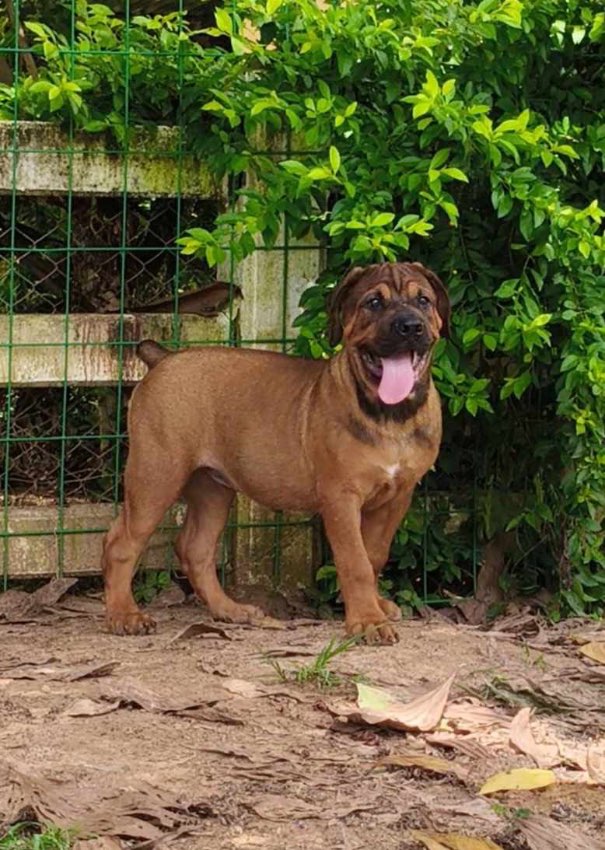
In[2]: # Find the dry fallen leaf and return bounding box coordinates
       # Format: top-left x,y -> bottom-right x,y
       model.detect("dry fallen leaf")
171,621 -> 231,641
64,698 -> 122,717
411,831 -> 505,850
0,660 -> 118,682
443,700 -> 510,732
248,792 -> 384,821
426,734 -> 491,762
344,674 -> 455,733
587,743 -> 605,784
220,678 -> 304,702
579,642 -> 605,665
31,577 -> 78,607
432,799 -> 500,826
222,678 -> 266,699
104,678 -> 226,712
0,578 -> 77,623
519,814 -> 605,850
509,707 -> 560,768
257,617 -> 287,630
373,753 -> 468,782
261,646 -> 317,658
479,768 -> 556,795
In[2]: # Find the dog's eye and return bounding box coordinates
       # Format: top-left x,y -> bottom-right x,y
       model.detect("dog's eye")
365,296 -> 384,311
417,295 -> 431,308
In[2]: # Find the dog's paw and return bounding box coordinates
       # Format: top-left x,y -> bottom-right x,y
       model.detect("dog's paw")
377,597 -> 403,622
346,610 -> 399,645
211,601 -> 265,624
106,610 -> 156,636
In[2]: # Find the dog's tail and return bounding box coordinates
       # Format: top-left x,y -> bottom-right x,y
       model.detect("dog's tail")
137,339 -> 170,369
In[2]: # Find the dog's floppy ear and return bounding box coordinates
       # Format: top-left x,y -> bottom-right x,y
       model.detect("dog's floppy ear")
411,262 -> 451,338
327,266 -> 367,347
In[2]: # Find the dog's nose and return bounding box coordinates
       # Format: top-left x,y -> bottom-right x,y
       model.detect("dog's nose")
392,317 -> 424,338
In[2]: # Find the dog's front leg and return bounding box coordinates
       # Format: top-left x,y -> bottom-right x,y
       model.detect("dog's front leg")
321,493 -> 399,645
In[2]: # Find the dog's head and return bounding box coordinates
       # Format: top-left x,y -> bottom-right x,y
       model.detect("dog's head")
327,262 -> 449,408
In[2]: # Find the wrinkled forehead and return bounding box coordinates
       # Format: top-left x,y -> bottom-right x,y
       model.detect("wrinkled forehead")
351,263 -> 431,299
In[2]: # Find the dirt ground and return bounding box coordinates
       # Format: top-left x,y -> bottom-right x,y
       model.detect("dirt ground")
2,588 -> 605,850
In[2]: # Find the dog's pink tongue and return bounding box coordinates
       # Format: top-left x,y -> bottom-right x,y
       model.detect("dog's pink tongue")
378,354 -> 415,405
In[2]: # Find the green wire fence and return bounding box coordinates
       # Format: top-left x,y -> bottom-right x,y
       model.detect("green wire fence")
0,0 -> 324,596
0,0 -> 482,607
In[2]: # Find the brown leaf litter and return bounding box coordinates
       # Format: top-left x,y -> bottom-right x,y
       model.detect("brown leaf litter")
0,578 -> 77,624
246,791 -> 387,822
373,753 -> 469,782
0,762 -> 213,846
0,658 -> 119,682
64,678 -> 243,725
170,621 -> 232,642
63,676 -> 304,724
519,813 -> 605,850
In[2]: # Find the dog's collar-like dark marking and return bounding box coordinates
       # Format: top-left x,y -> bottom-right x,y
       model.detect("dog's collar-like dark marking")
354,371 -> 430,424
346,414 -> 378,446
412,423 -> 436,449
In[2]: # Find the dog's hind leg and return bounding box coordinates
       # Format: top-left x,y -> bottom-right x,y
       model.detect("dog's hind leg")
175,468 -> 265,623
103,449 -> 189,636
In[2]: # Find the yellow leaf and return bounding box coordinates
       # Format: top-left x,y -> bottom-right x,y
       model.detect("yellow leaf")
579,642 -> 605,664
411,832 -> 449,850
374,753 -> 468,781
411,831 -> 505,850
479,768 -> 556,795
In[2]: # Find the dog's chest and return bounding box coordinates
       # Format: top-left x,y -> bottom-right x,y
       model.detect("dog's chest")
363,438 -> 435,508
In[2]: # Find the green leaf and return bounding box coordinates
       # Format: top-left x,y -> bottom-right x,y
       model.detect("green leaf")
425,71 -> 440,98
24,21 -> 49,38
441,167 -> 468,182
329,146 -> 341,173
442,78 -> 456,97
371,212 -> 395,227
306,166 -> 333,181
413,100 -> 432,119
529,313 -> 552,328
280,160 -> 307,176
497,195 -> 513,218
462,328 -> 482,347
215,8 -> 233,35
267,0 -> 283,14
513,370 -> 532,398
430,149 -> 450,169
466,397 -> 479,416
494,279 -> 518,299
440,201 -> 459,222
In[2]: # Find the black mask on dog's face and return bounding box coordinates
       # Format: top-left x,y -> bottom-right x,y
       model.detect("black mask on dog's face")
327,262 -> 449,408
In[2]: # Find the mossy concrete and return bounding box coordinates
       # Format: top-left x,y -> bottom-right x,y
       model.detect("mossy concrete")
0,312 -> 231,386
2,502 -> 182,578
0,121 -> 223,198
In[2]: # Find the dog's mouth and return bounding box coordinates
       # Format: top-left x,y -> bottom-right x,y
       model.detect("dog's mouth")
361,349 -> 430,406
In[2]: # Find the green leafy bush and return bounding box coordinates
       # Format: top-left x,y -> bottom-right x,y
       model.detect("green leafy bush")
3,0 -> 605,612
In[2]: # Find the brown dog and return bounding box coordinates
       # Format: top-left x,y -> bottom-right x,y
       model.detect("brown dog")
102,262 -> 449,644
